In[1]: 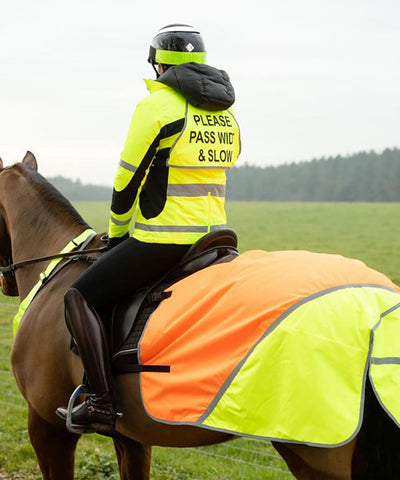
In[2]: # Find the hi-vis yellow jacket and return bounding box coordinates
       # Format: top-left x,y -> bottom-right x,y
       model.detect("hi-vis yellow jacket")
109,63 -> 240,244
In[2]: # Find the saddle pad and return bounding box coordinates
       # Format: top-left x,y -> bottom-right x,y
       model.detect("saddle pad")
138,250 -> 400,446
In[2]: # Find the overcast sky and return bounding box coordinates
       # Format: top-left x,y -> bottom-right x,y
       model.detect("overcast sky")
1,0 -> 399,185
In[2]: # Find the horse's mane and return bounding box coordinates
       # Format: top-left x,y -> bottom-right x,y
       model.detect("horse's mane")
14,163 -> 89,229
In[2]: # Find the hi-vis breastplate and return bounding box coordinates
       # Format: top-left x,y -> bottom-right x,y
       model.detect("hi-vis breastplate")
167,102 -> 240,168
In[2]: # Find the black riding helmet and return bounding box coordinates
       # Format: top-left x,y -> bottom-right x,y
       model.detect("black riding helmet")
148,24 -> 206,76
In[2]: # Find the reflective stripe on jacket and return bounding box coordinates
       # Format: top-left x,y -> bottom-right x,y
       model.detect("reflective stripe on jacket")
109,77 -> 240,244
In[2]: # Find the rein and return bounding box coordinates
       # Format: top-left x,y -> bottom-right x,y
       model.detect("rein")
0,245 -> 108,275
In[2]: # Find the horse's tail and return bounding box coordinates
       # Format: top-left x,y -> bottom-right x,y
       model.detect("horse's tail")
352,377 -> 400,479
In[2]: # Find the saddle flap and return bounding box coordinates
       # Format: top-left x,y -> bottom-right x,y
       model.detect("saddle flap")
110,287 -> 149,354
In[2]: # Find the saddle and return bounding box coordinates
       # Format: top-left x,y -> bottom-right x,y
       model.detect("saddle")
109,228 -> 239,374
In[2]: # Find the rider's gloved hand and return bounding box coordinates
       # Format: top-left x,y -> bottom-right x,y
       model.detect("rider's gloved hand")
107,233 -> 130,249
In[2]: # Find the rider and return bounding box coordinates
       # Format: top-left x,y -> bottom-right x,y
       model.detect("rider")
56,23 -> 241,436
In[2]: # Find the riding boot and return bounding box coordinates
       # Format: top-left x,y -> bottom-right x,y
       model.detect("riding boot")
56,288 -> 121,436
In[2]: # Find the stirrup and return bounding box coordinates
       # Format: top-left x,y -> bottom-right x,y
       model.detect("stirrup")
66,384 -> 95,434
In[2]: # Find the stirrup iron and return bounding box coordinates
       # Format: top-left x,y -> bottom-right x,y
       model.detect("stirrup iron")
65,384 -> 95,434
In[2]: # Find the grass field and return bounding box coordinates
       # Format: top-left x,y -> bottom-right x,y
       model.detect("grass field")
1,201 -> 399,479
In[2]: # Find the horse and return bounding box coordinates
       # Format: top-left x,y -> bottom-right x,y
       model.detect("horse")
1,152 -> 400,480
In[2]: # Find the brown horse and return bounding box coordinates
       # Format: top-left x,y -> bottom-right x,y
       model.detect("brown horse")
1,152 -> 399,480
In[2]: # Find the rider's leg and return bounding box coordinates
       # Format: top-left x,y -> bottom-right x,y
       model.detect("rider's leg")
56,287 -> 120,436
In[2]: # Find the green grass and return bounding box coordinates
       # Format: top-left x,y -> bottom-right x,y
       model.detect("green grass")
1,201 -> 399,479
226,202 -> 400,284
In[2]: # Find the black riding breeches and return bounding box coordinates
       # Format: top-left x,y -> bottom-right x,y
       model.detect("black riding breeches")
71,237 -> 190,310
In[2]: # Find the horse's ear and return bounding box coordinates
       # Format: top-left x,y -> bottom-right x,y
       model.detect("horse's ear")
0,157 -> 3,171
22,151 -> 38,171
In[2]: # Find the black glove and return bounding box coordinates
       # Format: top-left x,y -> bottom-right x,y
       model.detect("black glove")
107,233 -> 129,249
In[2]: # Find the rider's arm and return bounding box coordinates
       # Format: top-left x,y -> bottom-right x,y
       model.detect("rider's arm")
108,98 -> 162,239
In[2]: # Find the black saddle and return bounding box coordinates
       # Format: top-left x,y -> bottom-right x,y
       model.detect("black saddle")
110,228 -> 238,373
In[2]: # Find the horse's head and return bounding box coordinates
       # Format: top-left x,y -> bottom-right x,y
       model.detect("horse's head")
0,151 -> 38,296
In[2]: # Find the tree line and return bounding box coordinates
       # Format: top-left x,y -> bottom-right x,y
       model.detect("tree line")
49,148 -> 400,202
226,148 -> 400,201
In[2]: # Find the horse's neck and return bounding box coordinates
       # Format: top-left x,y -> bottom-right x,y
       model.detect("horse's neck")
8,194 -> 85,299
